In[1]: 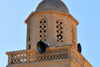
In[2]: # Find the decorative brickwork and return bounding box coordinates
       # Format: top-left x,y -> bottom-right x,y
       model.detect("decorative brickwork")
6,46 -> 92,67
71,25 -> 75,45
10,48 -> 68,64
39,19 -> 47,41
56,20 -> 63,42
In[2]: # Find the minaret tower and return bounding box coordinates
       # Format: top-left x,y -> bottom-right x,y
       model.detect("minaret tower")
6,0 -> 92,67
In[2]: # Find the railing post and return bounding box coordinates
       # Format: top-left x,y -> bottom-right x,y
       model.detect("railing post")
8,55 -> 12,65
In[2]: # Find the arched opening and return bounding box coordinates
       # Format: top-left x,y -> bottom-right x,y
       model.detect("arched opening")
56,20 -> 63,42
39,19 -> 47,41
28,44 -> 31,49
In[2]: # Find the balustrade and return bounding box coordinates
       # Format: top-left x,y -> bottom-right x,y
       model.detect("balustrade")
7,47 -> 69,65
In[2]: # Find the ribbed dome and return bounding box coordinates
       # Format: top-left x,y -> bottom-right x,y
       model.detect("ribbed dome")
35,0 -> 69,14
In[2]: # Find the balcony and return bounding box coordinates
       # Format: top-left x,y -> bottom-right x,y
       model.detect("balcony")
6,44 -> 92,67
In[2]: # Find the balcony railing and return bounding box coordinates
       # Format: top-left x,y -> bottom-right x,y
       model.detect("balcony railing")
6,47 -> 69,65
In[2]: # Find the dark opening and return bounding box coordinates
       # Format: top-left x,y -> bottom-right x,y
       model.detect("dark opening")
56,26 -> 59,28
28,37 -> 30,41
57,30 -> 59,33
60,27 -> 63,29
40,30 -> 42,33
61,31 -> 63,33
40,26 -> 42,28
28,44 -> 31,49
44,25 -> 46,28
56,21 -> 58,23
44,30 -> 46,32
60,22 -> 62,24
44,21 -> 46,23
40,21 -> 42,23
57,34 -> 63,40
40,35 -> 42,37
44,39 -> 46,41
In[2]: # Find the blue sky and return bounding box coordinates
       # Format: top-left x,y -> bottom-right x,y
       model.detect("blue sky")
0,0 -> 100,67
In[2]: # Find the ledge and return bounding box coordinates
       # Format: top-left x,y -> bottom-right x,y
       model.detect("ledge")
25,10 -> 79,25
6,44 -> 73,55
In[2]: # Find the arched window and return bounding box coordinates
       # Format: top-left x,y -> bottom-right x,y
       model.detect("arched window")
39,19 -> 47,41
56,20 -> 63,42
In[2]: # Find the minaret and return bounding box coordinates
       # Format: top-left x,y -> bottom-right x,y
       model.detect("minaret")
6,0 -> 92,67
25,0 -> 78,50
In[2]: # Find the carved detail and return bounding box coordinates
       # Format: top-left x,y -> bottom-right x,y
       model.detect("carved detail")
71,25 -> 75,45
10,48 -> 68,64
56,20 -> 63,42
39,19 -> 47,41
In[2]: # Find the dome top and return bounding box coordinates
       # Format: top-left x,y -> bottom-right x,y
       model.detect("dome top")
35,0 -> 69,14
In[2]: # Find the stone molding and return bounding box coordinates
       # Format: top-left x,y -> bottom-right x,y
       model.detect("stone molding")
25,11 -> 79,25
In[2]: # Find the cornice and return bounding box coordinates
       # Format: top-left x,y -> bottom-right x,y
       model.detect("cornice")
25,10 -> 79,25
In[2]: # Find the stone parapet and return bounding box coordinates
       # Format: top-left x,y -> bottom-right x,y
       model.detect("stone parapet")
6,44 -> 92,67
